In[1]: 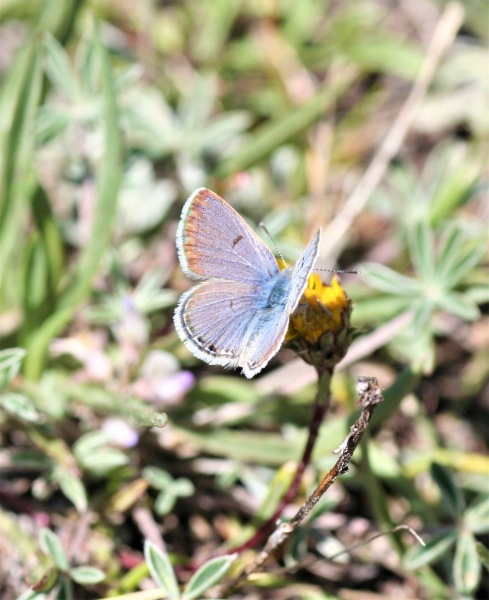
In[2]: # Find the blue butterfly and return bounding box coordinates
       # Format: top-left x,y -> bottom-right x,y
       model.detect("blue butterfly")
174,188 -> 321,378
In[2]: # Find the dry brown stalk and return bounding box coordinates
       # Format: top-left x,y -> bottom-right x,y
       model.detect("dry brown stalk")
214,376 -> 384,597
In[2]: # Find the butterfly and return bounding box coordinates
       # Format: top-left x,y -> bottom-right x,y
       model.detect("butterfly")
173,188 -> 321,378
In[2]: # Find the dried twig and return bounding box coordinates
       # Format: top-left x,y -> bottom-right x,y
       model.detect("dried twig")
252,523 -> 425,579
320,2 -> 464,262
215,377 -> 384,596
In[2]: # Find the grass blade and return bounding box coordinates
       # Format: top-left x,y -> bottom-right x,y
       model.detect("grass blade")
24,21 -> 122,379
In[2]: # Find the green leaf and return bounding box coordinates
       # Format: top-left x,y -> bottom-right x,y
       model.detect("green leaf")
410,299 -> 435,338
464,495 -> 489,534
143,467 -> 173,490
24,21 -> 122,380
144,540 -> 179,599
39,528 -> 69,571
172,478 -> 195,497
410,221 -> 435,281
431,462 -> 465,518
16,590 -> 49,600
0,34 -> 43,296
70,566 -> 106,585
444,243 -> 486,289
438,292 -> 480,321
403,530 -> 457,569
435,224 -> 465,287
476,542 -> 489,572
53,466 -> 88,513
72,430 -> 112,457
454,529 -> 481,595
79,449 -> 130,475
155,490 -> 178,516
182,554 -> 237,600
42,32 -> 79,101
1,393 -> 39,421
0,348 -> 26,389
361,263 -> 420,296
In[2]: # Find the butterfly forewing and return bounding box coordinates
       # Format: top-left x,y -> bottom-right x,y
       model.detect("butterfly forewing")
177,188 -> 279,284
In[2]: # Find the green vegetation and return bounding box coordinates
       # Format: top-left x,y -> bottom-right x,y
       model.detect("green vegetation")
0,1 -> 487,599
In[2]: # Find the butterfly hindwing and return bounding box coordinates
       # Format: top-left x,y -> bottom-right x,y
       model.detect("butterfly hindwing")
173,279 -> 265,370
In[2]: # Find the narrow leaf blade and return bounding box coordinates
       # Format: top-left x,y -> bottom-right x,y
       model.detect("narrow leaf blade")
144,541 -> 179,599
182,554 -> 237,600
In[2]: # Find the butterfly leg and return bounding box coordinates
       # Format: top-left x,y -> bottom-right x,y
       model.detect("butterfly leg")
298,301 -> 314,331
315,297 -> 333,317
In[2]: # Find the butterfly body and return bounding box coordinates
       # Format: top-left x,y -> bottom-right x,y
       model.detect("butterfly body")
174,188 -> 321,378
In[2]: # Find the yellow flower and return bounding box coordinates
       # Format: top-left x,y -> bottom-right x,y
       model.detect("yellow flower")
285,274 -> 352,373
286,275 -> 348,343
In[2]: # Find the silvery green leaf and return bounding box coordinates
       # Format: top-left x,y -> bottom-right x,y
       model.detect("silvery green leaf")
476,542 -> 489,571
53,466 -> 88,513
79,449 -> 129,475
410,220 -> 435,281
116,158 -> 178,236
39,528 -> 69,571
42,33 -> 79,101
36,107 -> 71,145
144,540 -> 179,598
411,299 -> 435,338
438,292 -> 480,321
201,112 -> 251,154
431,462 -> 465,518
465,285 -> 489,304
454,529 -> 481,595
172,478 -> 195,497
444,242 -> 486,289
435,224 -> 466,286
180,77 -> 216,130
182,554 -> 237,600
70,566 -> 105,585
155,490 -> 177,515
404,530 -> 456,569
143,467 -> 173,489
1,393 -> 39,421
0,347 -> 26,389
464,495 -> 489,534
361,263 -> 420,296
72,430 -> 112,458
114,64 -> 143,92
16,590 -> 47,600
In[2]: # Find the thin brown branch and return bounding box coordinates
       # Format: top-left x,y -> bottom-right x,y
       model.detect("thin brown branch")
250,523 -> 426,579
214,377 -> 384,597
320,2 -> 464,262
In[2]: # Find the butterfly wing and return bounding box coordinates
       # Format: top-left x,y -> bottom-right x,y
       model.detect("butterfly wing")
240,306 -> 290,378
173,279 -> 266,370
177,188 -> 279,284
288,228 -> 321,311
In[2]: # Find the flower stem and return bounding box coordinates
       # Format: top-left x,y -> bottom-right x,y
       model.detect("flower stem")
230,368 -> 331,554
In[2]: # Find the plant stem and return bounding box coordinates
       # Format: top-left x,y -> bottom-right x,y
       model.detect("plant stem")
230,369 -> 331,554
215,377 -> 384,597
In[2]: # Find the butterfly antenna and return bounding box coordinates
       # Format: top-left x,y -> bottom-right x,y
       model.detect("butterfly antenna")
314,268 -> 361,274
259,223 -> 287,266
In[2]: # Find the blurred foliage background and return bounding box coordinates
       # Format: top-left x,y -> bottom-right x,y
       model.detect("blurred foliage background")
0,0 -> 488,598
